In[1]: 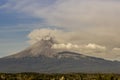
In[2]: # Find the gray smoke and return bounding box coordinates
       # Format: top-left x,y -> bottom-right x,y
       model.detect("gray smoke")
27,28 -> 120,61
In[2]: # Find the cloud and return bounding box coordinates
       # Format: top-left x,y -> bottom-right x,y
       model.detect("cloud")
28,28 -> 107,50
28,28 -> 68,44
113,48 -> 120,51
28,28 -> 120,61
3,0 -> 120,29
52,43 -> 79,49
2,0 -> 120,60
2,0 -> 120,47
112,48 -> 120,57
85,43 -> 106,50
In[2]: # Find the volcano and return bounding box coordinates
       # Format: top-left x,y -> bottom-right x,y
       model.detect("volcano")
0,35 -> 120,73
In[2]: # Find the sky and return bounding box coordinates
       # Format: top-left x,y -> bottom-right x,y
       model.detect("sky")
0,0 -> 120,61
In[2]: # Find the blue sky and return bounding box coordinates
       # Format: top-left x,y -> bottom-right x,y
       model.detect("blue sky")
0,0 -> 120,60
0,0 -> 58,57
0,0 -> 42,57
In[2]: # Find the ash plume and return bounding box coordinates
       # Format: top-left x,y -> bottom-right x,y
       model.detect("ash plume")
27,28 -> 120,61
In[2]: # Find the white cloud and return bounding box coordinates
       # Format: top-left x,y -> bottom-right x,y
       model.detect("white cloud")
28,28 -> 118,60
3,0 -> 120,30
112,48 -> 120,57
28,28 -> 107,50
2,0 -> 120,47
113,48 -> 120,51
27,28 -> 120,61
52,43 -> 79,49
2,0 -> 120,60
85,43 -> 106,50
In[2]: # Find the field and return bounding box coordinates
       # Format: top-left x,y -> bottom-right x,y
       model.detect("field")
0,73 -> 120,80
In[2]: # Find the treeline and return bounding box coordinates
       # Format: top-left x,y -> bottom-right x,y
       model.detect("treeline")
0,73 -> 120,80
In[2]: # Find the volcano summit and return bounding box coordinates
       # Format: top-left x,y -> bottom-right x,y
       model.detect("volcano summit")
0,35 -> 120,73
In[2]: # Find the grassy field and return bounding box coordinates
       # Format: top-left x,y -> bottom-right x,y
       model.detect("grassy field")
0,73 -> 120,80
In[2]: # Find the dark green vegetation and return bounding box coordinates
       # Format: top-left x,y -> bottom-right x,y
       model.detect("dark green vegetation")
0,73 -> 120,80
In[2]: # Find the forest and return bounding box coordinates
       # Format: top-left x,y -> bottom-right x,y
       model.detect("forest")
0,73 -> 120,80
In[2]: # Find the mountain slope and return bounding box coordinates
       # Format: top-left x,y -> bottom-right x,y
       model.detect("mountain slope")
0,36 -> 120,73
5,36 -> 57,58
0,54 -> 120,73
